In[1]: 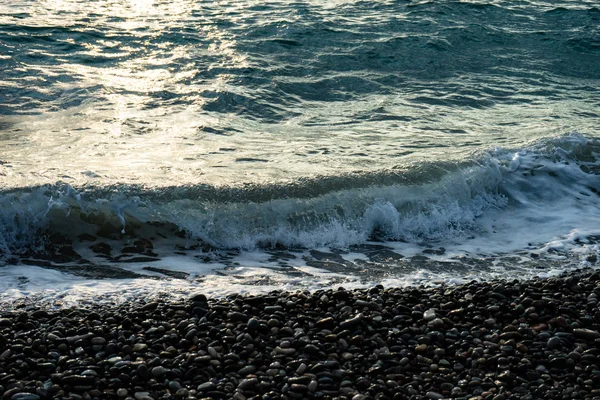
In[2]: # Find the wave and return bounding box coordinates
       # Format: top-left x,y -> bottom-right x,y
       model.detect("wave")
1,133 -> 598,257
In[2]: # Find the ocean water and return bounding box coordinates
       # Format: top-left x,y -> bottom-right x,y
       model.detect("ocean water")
1,0 -> 599,305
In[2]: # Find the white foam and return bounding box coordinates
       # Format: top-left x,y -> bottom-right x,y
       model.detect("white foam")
1,134 -> 600,305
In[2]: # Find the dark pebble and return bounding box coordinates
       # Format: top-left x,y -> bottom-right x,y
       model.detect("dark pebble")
547,336 -> 561,349
247,318 -> 259,330
11,394 -> 41,400
573,328 -> 600,340
340,314 -> 363,329
197,382 -> 216,392
0,268 -> 598,400
238,378 -> 258,390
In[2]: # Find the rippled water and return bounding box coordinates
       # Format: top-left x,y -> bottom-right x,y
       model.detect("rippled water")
1,0 -> 599,187
0,0 -> 599,303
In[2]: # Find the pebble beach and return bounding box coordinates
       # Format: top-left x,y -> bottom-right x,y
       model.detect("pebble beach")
1,268 -> 599,400
2,1 -> 600,399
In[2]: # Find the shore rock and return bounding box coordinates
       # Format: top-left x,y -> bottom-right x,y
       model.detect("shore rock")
1,268 -> 600,400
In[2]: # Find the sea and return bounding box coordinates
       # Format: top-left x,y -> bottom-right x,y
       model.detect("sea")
1,0 -> 599,306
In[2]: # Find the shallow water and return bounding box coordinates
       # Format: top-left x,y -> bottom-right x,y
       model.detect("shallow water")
1,0 -> 599,304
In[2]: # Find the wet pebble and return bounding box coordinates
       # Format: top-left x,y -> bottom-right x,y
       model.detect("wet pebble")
423,309 -> 436,321
547,336 -> 561,349
247,318 -> 259,330
151,366 -> 167,378
0,269 -> 598,400
11,394 -> 41,400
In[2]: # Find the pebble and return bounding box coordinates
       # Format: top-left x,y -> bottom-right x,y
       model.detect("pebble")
416,344 -> 428,352
90,337 -> 106,345
423,309 -> 436,321
207,346 -> 219,358
197,382 -> 216,392
573,328 -> 600,340
428,318 -> 444,329
296,363 -> 307,375
61,375 -> 95,385
0,268 -> 598,400
11,394 -> 41,400
247,318 -> 259,330
132,343 -> 148,352
484,318 -> 496,327
547,336 -> 561,349
151,366 -> 167,378
290,383 -> 308,392
340,314 -> 363,329
47,333 -> 61,341
168,380 -> 182,392
238,365 -> 257,375
238,378 -> 258,390
275,346 -> 295,355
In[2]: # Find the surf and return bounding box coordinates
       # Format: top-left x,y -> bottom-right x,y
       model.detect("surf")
0,133 -> 597,258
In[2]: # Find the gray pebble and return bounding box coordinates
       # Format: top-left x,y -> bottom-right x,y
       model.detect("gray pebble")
547,336 -> 561,349
425,392 -> 444,400
247,318 -> 259,330
423,309 -> 436,321
11,394 -> 41,400
197,382 -> 215,392
573,328 -> 600,340
132,343 -> 148,352
168,381 -> 182,392
151,366 -> 167,378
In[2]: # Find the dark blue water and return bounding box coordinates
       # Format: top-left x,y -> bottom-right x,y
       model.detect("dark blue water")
0,0 -> 599,302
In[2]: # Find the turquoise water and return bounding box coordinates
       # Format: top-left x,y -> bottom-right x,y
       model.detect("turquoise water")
0,0 -> 599,301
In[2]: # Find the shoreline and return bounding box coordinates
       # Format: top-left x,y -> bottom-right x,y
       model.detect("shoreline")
1,268 -> 599,400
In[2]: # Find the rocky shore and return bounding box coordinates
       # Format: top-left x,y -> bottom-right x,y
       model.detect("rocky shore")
1,268 -> 599,400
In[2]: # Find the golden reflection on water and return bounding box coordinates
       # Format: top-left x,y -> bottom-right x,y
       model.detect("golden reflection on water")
0,0 -> 257,187
3,0 -> 593,190
41,0 -> 194,20
36,0 -> 249,120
